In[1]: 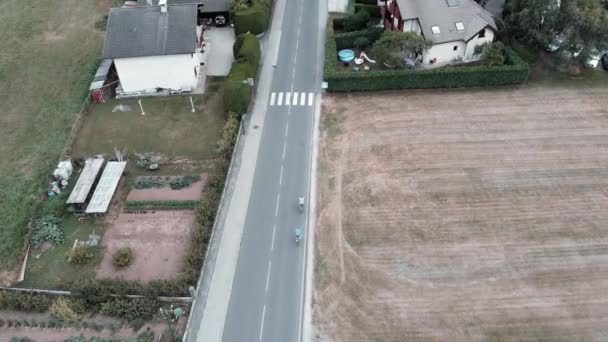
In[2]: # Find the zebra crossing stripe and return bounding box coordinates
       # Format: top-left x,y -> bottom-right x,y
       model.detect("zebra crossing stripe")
300,93 -> 306,106
286,92 -> 291,106
270,92 -> 276,106
277,92 -> 283,106
308,93 -> 314,106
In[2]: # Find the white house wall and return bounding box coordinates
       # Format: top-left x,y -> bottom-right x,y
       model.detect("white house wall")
464,28 -> 495,60
423,41 -> 467,65
114,53 -> 200,94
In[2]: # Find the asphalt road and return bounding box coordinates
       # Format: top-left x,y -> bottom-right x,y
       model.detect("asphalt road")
222,0 -> 322,339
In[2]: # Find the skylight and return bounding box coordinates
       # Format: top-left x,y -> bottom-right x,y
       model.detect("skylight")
431,26 -> 441,34
455,22 -> 464,31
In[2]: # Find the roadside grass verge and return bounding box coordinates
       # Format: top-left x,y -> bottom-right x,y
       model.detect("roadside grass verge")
0,0 -> 108,271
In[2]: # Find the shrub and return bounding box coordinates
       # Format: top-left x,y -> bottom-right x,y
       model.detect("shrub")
68,281 -> 113,309
10,338 -> 34,342
343,9 -> 370,32
168,175 -> 200,190
481,41 -> 506,66
216,112 -> 240,158
354,3 -> 381,18
233,0 -> 269,36
224,63 -> 254,114
235,33 -> 261,68
353,37 -> 371,50
49,297 -> 80,321
130,317 -> 145,332
334,27 -> 383,50
0,290 -> 52,312
67,243 -> 95,264
112,247 -> 134,268
31,215 -> 64,247
99,298 -> 159,322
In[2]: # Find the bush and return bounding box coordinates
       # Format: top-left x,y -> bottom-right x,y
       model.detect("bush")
216,112 -> 240,158
0,290 -> 52,312
233,0 -> 269,36
49,297 -> 80,321
354,3 -> 381,18
334,27 -> 384,50
354,37 -> 371,50
31,215 -> 64,247
99,298 -> 159,322
67,243 -> 95,264
224,33 -> 260,114
235,33 -> 261,68
130,317 -> 145,332
112,247 -> 134,268
10,338 -> 34,342
481,41 -> 506,66
343,9 -> 370,32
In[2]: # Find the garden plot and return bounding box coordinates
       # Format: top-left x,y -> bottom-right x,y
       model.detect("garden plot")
127,174 -> 208,202
96,210 -> 195,282
315,87 -> 608,341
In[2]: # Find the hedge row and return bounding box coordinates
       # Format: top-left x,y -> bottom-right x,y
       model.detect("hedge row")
233,0 -> 270,36
354,4 -> 381,18
224,33 -> 260,114
324,17 -> 529,92
334,27 -> 384,50
125,200 -> 198,211
355,0 -> 377,5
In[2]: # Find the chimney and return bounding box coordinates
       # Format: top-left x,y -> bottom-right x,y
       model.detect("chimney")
159,0 -> 167,13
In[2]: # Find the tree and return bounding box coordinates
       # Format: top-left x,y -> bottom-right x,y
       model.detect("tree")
559,0 -> 608,59
507,0 -> 562,48
343,9 -> 370,32
481,42 -> 506,66
372,31 -> 431,67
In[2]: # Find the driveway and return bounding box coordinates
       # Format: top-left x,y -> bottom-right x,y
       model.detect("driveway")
205,27 -> 236,77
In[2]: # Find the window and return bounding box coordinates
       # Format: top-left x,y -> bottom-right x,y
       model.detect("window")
455,22 -> 464,31
453,45 -> 458,51
479,29 -> 486,38
431,26 -> 440,34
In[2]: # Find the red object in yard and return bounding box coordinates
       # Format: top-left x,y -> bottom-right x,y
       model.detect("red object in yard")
91,89 -> 104,104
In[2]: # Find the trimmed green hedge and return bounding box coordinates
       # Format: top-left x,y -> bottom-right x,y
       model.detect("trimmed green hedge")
324,17 -> 529,92
125,200 -> 198,211
354,4 -> 381,18
355,0 -> 378,5
233,0 -> 269,36
334,27 -> 384,50
224,33 -> 260,114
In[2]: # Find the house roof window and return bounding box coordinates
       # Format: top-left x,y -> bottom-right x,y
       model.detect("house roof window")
455,22 -> 464,31
431,26 -> 441,34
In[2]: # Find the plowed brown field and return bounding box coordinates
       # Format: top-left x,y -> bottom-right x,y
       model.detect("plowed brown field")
314,87 -> 608,342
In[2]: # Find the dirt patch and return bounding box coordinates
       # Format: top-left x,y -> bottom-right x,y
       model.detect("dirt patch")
314,87 -> 608,341
127,174 -> 208,201
96,210 -> 194,282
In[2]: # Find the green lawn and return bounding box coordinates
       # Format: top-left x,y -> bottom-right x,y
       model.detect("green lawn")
71,91 -> 225,161
0,0 -> 109,270
20,216 -> 105,289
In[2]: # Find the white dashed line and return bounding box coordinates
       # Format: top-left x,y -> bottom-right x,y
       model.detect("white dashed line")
266,261 -> 272,292
259,305 -> 266,341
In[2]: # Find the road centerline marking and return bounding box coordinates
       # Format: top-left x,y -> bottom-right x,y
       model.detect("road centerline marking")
279,165 -> 284,185
266,261 -> 272,292
285,122 -> 289,137
271,224 -> 276,251
282,142 -> 287,160
275,193 -> 280,217
259,305 -> 266,341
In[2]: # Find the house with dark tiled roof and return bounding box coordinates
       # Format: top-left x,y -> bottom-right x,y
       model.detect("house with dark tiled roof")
102,0 -> 201,96
381,0 -> 497,65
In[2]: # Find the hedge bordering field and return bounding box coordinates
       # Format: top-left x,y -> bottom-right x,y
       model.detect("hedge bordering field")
324,18 -> 529,92
224,33 -> 260,114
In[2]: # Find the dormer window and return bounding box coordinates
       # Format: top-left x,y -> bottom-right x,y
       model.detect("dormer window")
455,22 -> 464,31
431,26 -> 441,34
479,29 -> 486,38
